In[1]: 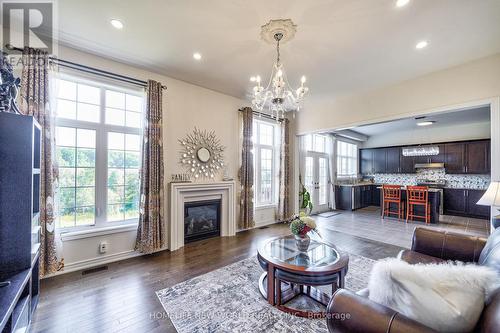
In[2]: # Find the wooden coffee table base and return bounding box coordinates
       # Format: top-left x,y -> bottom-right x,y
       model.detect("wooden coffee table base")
258,272 -> 338,318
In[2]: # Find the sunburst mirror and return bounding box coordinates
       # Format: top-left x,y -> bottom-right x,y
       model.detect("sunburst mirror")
178,127 -> 225,180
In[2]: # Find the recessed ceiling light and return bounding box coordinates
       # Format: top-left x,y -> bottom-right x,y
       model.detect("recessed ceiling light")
396,0 -> 410,8
415,40 -> 429,49
110,19 -> 124,30
417,121 -> 435,126
193,52 -> 202,60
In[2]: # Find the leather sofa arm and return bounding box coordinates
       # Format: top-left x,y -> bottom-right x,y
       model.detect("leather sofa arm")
411,227 -> 487,262
326,289 -> 437,333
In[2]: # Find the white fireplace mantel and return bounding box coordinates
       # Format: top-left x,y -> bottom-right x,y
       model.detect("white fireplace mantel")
169,181 -> 236,251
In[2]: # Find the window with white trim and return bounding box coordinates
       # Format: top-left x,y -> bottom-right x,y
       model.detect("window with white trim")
336,140 -> 357,177
54,75 -> 144,229
253,119 -> 281,206
304,134 -> 327,153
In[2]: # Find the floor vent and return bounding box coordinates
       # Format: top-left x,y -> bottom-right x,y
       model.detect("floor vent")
258,226 -> 270,229
82,265 -> 108,276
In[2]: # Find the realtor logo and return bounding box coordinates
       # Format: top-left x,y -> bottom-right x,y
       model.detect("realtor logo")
1,1 -> 54,53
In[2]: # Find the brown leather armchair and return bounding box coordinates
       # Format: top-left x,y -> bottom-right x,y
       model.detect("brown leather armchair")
326,227 -> 500,333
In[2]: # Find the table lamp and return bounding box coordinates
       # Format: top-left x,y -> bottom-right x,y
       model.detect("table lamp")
477,181 -> 500,229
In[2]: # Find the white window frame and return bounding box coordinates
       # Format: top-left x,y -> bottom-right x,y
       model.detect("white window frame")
253,119 -> 281,207
304,134 -> 327,153
54,73 -> 144,232
336,140 -> 358,178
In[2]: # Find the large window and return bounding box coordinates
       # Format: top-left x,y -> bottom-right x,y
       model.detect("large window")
304,134 -> 327,153
253,120 -> 281,206
55,76 -> 143,229
337,140 -> 357,177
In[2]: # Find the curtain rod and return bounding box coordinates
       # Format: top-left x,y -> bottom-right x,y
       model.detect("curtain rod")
5,44 -> 167,90
238,108 -> 285,122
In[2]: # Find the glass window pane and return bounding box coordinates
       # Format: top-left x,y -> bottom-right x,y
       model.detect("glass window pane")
108,186 -> 125,204
76,206 -> 95,226
56,127 -> 76,146
125,152 -> 140,168
107,204 -> 124,222
126,111 -> 141,128
124,202 -> 139,220
56,99 -> 76,119
59,168 -> 75,187
76,148 -> 95,167
108,132 -> 125,150
59,187 -> 75,208
76,168 -> 95,187
57,80 -> 76,100
106,108 -> 125,126
77,129 -> 96,148
259,123 -> 273,145
125,134 -> 141,151
108,168 -> 125,185
106,90 -> 125,109
125,169 -> 139,188
76,187 -> 95,206
77,84 -> 100,104
125,186 -> 140,205
59,207 -> 76,228
108,150 -> 125,167
77,103 -> 100,123
57,147 -> 76,167
126,94 -> 142,112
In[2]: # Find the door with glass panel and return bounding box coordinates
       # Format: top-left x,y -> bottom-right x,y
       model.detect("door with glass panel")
304,153 -> 330,214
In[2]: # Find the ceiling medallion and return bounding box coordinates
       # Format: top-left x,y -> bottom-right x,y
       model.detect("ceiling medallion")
250,19 -> 309,121
179,127 -> 225,180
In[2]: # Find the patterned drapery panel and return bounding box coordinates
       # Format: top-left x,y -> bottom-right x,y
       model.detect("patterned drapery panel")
135,80 -> 165,253
238,107 -> 254,229
277,118 -> 291,221
20,47 -> 62,276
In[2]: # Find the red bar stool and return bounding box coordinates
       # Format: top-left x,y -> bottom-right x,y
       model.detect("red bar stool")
382,185 -> 404,220
406,186 -> 430,224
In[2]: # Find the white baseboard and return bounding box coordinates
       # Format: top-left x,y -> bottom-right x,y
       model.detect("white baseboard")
43,250 -> 144,278
254,219 -> 279,228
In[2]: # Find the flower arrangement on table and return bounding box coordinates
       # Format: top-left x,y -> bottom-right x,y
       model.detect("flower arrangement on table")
288,212 -> 319,251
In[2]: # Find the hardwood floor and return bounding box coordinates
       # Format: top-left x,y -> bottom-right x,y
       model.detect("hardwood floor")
31,222 -> 403,333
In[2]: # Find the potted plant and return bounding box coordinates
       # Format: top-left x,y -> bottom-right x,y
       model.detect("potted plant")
289,212 -> 319,252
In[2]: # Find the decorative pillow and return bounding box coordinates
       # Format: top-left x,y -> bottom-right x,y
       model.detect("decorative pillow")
368,258 -> 498,333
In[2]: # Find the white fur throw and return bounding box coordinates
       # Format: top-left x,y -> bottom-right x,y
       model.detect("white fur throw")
368,258 -> 498,333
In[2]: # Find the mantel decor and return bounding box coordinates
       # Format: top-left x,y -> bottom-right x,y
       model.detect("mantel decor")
179,127 -> 225,180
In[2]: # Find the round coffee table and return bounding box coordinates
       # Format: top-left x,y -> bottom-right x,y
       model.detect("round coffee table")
257,235 -> 349,318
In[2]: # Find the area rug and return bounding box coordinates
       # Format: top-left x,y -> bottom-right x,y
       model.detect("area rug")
156,253 -> 375,333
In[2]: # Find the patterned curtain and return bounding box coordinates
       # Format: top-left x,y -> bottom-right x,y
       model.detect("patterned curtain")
277,118 -> 291,221
20,47 -> 62,276
238,107 -> 254,229
135,80 -> 165,253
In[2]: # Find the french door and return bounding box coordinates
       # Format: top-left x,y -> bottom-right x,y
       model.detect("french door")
304,153 -> 330,214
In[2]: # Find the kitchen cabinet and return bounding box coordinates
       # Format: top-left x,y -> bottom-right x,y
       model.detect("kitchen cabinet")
359,149 -> 374,174
400,154 -> 415,173
443,188 -> 489,219
445,143 -> 466,174
371,185 -> 381,206
373,148 -> 386,173
466,141 -> 490,174
385,147 -> 401,173
335,185 -> 376,211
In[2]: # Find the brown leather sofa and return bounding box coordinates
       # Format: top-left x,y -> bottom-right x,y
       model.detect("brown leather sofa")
326,227 -> 500,333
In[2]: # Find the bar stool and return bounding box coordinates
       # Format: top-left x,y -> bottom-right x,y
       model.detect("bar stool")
382,185 -> 404,220
406,186 -> 430,224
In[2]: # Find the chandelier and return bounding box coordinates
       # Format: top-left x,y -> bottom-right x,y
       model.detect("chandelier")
250,19 -> 309,120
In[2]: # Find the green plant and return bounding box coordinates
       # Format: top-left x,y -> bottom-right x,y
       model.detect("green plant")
289,212 -> 318,237
299,175 -> 313,214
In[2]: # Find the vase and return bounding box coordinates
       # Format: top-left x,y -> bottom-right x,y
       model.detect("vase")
295,234 -> 311,252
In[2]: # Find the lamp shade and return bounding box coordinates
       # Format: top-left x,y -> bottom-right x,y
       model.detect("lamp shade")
477,181 -> 500,206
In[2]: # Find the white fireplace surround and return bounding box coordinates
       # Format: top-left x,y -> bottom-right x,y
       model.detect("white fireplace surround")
169,181 -> 236,251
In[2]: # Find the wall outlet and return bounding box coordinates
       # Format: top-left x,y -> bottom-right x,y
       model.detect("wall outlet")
99,241 -> 108,254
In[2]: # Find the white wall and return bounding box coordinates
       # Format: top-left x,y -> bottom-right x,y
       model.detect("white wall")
361,121 -> 490,148
53,45 -> 252,273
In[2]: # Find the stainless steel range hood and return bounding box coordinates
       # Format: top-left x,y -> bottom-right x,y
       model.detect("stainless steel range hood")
414,163 -> 445,169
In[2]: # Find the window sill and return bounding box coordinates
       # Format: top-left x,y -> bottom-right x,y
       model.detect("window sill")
255,204 -> 277,210
60,223 -> 138,241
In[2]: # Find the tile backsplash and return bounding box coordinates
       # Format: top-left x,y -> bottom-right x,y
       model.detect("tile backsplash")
371,168 -> 490,190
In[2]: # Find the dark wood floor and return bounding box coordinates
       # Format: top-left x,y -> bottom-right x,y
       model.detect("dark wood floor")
31,222 -> 403,333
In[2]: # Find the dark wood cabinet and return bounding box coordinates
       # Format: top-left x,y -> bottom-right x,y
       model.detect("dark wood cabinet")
429,144 -> 445,163
373,148 -> 386,174
335,185 -> 378,211
445,143 -> 466,174
359,149 -> 374,174
443,188 -> 489,219
385,147 -> 400,173
371,185 -> 381,206
466,141 -> 490,174
400,155 -> 415,173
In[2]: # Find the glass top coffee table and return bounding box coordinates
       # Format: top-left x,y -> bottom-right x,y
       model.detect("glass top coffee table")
257,235 -> 349,318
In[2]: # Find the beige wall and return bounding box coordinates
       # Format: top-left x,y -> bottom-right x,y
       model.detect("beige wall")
297,53 -> 500,134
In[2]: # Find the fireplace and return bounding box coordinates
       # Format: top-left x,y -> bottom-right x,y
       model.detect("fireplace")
184,199 -> 221,243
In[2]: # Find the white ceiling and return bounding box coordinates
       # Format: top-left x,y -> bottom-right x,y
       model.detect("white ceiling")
55,0 -> 500,100
351,106 -> 491,137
